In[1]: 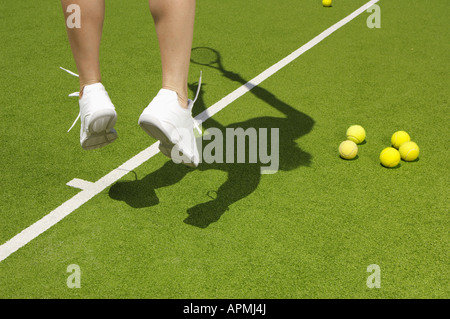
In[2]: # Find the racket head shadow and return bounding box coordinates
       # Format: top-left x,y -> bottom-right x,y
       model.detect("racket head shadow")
190,47 -> 222,69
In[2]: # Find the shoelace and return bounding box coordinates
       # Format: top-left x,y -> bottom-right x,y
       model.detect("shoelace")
60,67 -> 81,132
191,71 -> 203,135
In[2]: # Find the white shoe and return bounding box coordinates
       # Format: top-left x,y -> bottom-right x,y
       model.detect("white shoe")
68,83 -> 118,150
138,78 -> 202,167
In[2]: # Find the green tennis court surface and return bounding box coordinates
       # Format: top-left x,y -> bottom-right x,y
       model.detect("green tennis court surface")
0,0 -> 448,298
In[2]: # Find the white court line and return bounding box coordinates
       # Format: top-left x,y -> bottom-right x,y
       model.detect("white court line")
66,178 -> 94,190
0,0 -> 379,263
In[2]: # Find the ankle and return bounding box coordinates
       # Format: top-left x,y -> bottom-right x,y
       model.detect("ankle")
162,85 -> 188,109
177,94 -> 189,109
79,80 -> 102,99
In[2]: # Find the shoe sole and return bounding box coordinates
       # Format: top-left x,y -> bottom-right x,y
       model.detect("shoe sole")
138,115 -> 197,167
82,109 -> 118,151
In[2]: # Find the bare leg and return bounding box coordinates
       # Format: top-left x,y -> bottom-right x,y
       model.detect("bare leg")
149,0 -> 196,108
61,0 -> 104,96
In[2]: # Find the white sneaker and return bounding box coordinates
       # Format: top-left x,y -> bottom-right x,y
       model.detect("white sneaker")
68,83 -> 118,150
138,80 -> 202,167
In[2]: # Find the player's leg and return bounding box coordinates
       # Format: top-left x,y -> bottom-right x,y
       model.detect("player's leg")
149,0 -> 195,108
139,0 -> 200,166
61,0 -> 117,150
61,0 -> 104,95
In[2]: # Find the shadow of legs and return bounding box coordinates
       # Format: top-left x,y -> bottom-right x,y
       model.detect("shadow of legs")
109,160 -> 191,208
184,163 -> 261,228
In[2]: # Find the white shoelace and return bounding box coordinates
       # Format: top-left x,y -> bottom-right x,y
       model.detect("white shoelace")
191,71 -> 203,135
60,67 -> 81,132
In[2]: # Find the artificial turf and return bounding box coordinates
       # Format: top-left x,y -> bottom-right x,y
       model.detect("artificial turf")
0,0 -> 448,299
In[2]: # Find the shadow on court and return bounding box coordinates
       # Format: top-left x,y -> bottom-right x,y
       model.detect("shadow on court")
109,48 -> 315,228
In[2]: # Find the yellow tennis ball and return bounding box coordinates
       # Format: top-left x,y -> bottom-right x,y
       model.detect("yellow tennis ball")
346,125 -> 366,144
391,131 -> 411,149
380,147 -> 401,168
339,140 -> 358,160
322,0 -> 332,7
399,141 -> 419,161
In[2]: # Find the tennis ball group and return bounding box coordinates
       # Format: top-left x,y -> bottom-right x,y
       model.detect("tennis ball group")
338,126 -> 420,168
339,125 -> 365,160
379,131 -> 420,168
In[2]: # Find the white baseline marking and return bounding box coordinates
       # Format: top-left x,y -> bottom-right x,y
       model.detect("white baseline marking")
0,0 -> 379,263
